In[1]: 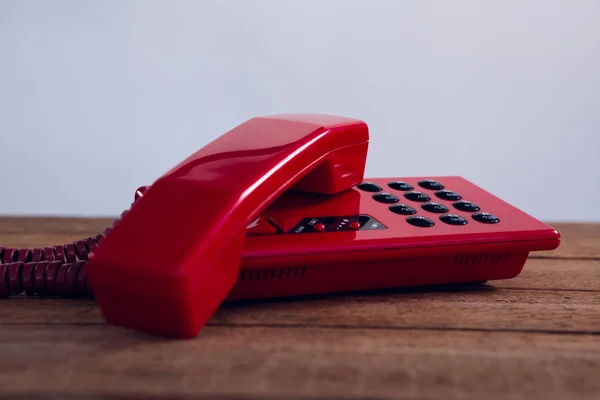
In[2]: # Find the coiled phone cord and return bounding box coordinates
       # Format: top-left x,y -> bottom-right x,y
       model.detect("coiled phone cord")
0,209 -> 130,298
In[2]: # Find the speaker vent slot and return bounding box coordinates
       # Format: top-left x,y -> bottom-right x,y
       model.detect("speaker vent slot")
453,253 -> 509,266
239,267 -> 307,281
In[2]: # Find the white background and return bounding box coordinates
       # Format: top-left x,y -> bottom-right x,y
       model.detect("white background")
1,0 -> 598,222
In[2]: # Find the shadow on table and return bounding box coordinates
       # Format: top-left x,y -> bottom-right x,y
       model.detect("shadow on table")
220,280 -> 497,310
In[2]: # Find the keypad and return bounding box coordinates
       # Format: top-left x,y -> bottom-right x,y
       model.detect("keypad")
472,212 -> 500,224
357,182 -> 383,192
389,204 -> 417,215
362,178 -> 501,228
418,180 -> 444,190
388,181 -> 413,191
435,190 -> 461,201
404,191 -> 431,202
406,216 -> 435,227
373,192 -> 399,203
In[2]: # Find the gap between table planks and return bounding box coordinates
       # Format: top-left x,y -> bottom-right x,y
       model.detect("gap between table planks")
0,217 -> 598,400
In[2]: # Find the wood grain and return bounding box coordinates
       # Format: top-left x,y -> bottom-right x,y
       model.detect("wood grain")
2,258 -> 598,330
494,259 -> 600,291
1,325 -> 599,400
0,217 -> 599,400
3,277 -> 599,333
535,223 -> 600,259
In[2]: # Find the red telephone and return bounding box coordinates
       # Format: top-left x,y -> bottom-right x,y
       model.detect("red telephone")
0,114 -> 560,338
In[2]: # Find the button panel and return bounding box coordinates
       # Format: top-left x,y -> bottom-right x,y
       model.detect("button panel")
290,215 -> 387,233
360,178 -> 501,229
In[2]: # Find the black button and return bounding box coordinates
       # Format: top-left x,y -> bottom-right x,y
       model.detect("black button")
472,212 -> 500,224
388,181 -> 413,191
404,191 -> 431,202
421,202 -> 449,213
357,182 -> 382,192
418,180 -> 444,190
435,190 -> 461,201
389,204 -> 417,215
406,216 -> 435,227
373,192 -> 399,203
440,214 -> 468,225
453,200 -> 480,212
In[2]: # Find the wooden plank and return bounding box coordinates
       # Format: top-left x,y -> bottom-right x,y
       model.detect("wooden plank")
494,259 -> 600,292
0,233 -> 106,249
0,217 -> 598,399
0,217 -> 113,248
0,216 -> 113,235
0,325 -> 598,399
180,286 -> 600,334
3,271 -> 599,333
2,258 -> 598,322
0,218 -> 597,259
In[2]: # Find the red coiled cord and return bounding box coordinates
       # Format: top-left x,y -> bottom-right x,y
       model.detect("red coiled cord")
0,229 -> 111,298
0,210 -> 130,298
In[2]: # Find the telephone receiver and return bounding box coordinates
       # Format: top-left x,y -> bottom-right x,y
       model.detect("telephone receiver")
87,114 -> 370,338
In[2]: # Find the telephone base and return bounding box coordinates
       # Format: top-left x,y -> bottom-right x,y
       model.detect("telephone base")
0,113 -> 560,339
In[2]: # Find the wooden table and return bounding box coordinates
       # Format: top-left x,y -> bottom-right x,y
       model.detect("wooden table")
0,217 -> 598,399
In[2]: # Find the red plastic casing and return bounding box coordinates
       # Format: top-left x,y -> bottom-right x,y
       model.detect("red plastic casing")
88,114 -> 370,338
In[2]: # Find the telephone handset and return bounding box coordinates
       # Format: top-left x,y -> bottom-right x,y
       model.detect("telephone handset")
88,114 -> 369,338
0,114 -> 560,339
